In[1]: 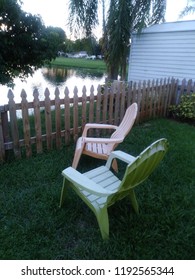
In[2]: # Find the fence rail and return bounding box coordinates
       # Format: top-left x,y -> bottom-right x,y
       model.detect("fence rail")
0,78 -> 193,161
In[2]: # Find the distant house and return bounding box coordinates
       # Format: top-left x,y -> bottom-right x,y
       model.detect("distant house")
73,51 -> 88,58
128,20 -> 195,83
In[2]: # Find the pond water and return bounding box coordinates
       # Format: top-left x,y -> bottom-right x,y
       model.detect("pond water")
0,66 -> 107,105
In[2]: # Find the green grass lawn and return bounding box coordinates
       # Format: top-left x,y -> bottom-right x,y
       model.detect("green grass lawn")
0,118 -> 195,260
50,57 -> 107,71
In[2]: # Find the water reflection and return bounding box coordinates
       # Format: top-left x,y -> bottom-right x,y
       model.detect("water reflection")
42,67 -> 105,84
42,67 -> 70,84
0,66 -> 107,105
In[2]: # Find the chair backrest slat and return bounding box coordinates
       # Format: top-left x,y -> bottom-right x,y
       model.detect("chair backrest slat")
107,103 -> 138,153
111,103 -> 138,140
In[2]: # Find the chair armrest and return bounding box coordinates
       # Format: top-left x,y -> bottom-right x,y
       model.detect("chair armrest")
82,123 -> 118,137
62,167 -> 115,196
106,150 -> 136,169
83,137 -> 123,144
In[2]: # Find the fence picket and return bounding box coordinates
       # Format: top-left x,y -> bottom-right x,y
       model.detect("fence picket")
137,81 -> 142,123
145,80 -> 150,119
102,84 -> 108,124
157,79 -> 162,116
44,88 -> 52,150
55,88 -> 62,149
21,89 -> 32,158
120,82 -> 126,121
95,86 -> 102,137
8,90 -> 21,158
147,80 -> 152,119
33,89 -> 42,153
64,87 -> 70,144
82,86 -> 87,131
186,79 -> 192,94
73,87 -> 79,142
127,82 -> 132,107
1,111 -> 9,144
89,86 -> 94,123
96,85 -> 101,124
141,80 -> 146,120
114,81 -> 120,125
108,84 -> 114,124
162,79 -> 168,116
151,80 -> 155,119
132,82 -> 137,105
0,111 -> 5,161
168,78 -> 176,108
178,79 -> 186,103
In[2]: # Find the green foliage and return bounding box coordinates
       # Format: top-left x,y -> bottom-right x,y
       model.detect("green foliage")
169,94 -> 195,124
63,36 -> 101,55
0,0 -> 65,86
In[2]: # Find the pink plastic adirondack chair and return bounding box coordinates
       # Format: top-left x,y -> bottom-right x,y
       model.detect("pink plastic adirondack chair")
72,103 -> 138,170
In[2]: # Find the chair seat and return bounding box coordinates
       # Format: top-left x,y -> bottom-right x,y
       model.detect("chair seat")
84,142 -> 109,156
79,166 -> 121,207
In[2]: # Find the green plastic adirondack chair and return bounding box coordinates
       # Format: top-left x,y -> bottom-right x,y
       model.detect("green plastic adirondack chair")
60,138 -> 169,239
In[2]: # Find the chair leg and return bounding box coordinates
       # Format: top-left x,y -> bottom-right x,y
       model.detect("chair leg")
129,189 -> 139,214
112,159 -> 118,173
72,138 -> 85,169
72,150 -> 81,169
59,178 -> 67,207
95,206 -> 109,240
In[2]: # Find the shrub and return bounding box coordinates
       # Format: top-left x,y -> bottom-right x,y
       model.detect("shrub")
169,93 -> 195,124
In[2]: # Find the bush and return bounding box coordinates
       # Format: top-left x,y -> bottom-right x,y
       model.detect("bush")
169,93 -> 195,124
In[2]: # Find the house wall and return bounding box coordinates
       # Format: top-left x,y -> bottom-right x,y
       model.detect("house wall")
128,21 -> 195,83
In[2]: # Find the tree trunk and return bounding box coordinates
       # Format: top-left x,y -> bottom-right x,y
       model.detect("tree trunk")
121,57 -> 127,80
108,64 -> 119,80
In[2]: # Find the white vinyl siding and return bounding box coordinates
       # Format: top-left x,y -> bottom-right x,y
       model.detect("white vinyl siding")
128,21 -> 195,83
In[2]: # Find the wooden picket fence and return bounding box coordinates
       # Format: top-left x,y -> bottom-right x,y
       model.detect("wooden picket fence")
0,77 -> 190,162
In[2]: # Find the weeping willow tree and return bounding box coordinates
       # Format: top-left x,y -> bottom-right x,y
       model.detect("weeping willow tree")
69,0 -> 166,80
180,0 -> 195,17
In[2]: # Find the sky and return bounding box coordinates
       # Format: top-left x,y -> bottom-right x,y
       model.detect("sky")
21,0 -> 195,38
